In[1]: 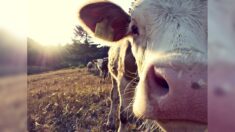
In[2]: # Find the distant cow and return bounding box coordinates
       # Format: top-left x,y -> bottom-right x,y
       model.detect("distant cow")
79,0 -> 207,131
86,61 -> 94,72
93,57 -> 109,81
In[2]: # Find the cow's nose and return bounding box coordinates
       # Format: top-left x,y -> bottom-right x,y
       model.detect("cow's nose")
134,62 -> 207,124
147,66 -> 169,97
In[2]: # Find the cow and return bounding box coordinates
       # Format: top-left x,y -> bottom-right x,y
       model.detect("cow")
106,41 -> 139,130
78,0 -> 207,131
93,57 -> 109,81
86,60 -> 99,74
87,61 -> 94,72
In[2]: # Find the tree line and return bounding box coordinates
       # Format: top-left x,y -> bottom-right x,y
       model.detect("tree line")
27,26 -> 109,74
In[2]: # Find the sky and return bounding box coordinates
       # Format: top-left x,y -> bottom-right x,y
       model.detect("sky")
28,0 -> 131,45
0,0 -> 28,39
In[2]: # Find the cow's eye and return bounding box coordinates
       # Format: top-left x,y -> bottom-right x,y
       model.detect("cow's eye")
131,25 -> 139,35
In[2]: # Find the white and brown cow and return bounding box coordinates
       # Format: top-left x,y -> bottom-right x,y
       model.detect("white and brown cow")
93,57 -> 109,80
79,0 -> 207,131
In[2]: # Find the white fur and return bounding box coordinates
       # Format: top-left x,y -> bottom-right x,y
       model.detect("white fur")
208,0 -> 235,64
131,0 -> 207,124
130,0 -> 207,73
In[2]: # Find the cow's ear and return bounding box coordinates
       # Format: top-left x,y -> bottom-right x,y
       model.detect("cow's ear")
79,2 -> 130,42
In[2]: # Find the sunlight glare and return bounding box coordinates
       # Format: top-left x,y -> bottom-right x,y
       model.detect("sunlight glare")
28,0 -> 131,46
0,0 -> 27,39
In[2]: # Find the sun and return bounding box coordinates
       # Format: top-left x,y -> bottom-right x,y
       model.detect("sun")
28,0 -> 132,46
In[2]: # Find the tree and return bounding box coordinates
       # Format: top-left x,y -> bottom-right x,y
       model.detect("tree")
74,25 -> 93,44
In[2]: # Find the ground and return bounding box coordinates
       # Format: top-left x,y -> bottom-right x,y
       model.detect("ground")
27,68 -> 146,132
0,75 -> 27,132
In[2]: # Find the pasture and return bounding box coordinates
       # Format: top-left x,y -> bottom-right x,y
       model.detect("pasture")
27,68 -> 143,131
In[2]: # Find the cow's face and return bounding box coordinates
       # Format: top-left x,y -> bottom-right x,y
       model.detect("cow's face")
130,0 -> 207,131
79,0 -> 207,131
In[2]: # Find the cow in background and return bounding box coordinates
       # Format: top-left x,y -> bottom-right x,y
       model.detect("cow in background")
88,48 -> 139,130
86,61 -> 94,72
93,57 -> 109,81
106,41 -> 140,130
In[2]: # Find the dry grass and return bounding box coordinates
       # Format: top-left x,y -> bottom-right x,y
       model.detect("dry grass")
28,68 -> 113,131
27,68 -> 161,132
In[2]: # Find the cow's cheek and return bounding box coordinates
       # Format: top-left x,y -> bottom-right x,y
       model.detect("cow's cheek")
208,64 -> 235,132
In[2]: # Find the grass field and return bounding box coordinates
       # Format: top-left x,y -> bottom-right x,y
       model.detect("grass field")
28,68 -> 113,131
28,68 -> 154,132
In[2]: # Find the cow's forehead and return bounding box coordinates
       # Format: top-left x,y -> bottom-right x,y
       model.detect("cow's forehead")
131,0 -> 207,27
130,0 -> 152,25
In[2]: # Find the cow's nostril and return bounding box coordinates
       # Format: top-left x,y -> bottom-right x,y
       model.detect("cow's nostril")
147,66 -> 169,96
